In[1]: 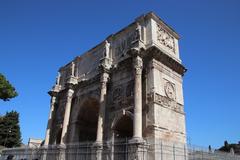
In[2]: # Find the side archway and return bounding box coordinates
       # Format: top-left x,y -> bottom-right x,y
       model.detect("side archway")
112,110 -> 133,139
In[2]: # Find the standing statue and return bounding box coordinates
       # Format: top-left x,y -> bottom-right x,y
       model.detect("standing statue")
104,40 -> 110,58
71,62 -> 75,77
56,72 -> 61,85
134,23 -> 141,42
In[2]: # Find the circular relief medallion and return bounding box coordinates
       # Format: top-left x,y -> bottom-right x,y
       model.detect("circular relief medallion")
164,82 -> 175,100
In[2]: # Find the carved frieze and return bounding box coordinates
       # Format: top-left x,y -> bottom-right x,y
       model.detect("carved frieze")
147,92 -> 183,113
157,24 -> 175,53
111,81 -> 134,110
155,93 -> 174,108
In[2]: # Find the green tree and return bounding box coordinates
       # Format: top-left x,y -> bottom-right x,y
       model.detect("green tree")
0,111 -> 22,148
0,73 -> 18,101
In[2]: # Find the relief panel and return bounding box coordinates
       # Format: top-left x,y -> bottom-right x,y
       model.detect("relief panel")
112,25 -> 141,60
156,24 -> 175,53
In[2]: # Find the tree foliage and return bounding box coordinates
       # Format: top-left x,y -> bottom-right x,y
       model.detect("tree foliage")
219,140 -> 240,155
0,73 -> 18,101
0,111 -> 22,148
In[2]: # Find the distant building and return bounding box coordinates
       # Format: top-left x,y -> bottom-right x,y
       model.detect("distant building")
219,141 -> 240,155
28,138 -> 43,148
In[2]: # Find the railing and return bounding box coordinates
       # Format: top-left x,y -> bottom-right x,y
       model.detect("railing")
1,139 -> 239,160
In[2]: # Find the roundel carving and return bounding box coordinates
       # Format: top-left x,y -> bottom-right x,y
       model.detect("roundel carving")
164,81 -> 175,100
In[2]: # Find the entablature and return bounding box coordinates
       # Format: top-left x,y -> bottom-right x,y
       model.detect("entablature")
52,12 -> 184,92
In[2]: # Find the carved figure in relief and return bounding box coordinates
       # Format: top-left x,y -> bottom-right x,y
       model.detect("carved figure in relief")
157,25 -> 175,52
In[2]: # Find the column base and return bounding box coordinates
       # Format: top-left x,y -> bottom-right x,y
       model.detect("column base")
129,137 -> 145,144
128,138 -> 148,160
57,144 -> 67,160
93,141 -> 104,148
92,141 -> 104,160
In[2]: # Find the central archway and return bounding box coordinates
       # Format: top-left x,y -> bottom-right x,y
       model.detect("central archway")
77,98 -> 99,142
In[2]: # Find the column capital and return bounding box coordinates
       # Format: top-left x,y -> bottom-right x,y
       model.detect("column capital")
66,76 -> 78,85
99,72 -> 109,92
66,88 -> 74,98
127,48 -> 143,57
100,72 -> 109,82
133,55 -> 143,75
99,57 -> 112,73
65,82 -> 75,90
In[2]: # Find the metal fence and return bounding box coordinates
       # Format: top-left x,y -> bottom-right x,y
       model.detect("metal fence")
1,139 -> 239,160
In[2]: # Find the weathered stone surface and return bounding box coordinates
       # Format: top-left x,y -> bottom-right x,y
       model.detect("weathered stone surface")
44,12 -> 187,160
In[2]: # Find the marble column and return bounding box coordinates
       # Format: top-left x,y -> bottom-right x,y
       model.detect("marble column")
96,71 -> 109,143
44,93 -> 57,145
132,55 -> 143,140
60,88 -> 74,144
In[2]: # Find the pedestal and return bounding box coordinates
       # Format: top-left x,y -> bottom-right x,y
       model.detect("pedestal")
128,139 -> 148,160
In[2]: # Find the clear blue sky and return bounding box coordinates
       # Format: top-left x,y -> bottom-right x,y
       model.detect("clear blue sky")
0,0 -> 239,148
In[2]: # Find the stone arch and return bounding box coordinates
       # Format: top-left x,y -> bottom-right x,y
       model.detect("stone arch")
70,94 -> 100,142
111,110 -> 133,139
71,91 -> 100,122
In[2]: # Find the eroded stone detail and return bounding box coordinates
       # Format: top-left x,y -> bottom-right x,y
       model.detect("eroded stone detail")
147,92 -> 183,114
157,24 -> 175,53
164,81 -> 176,100
133,56 -> 143,75
44,12 -> 187,160
115,24 -> 141,57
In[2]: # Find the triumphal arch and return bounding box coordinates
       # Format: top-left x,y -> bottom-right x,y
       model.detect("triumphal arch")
44,12 -> 187,160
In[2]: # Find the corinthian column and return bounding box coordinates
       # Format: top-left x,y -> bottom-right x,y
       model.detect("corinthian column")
96,71 -> 109,143
60,88 -> 74,144
132,55 -> 143,141
44,92 -> 57,145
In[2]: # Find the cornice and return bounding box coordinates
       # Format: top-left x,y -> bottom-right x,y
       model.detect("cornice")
74,74 -> 100,91
143,12 -> 180,39
144,46 -> 187,76
48,90 -> 58,97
